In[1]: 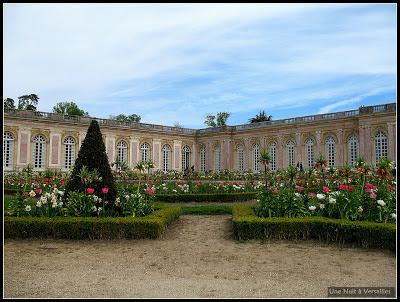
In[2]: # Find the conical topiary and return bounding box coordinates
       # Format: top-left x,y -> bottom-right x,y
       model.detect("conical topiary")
64,119 -> 117,204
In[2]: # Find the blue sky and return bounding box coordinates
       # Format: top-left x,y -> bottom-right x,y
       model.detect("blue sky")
3,3 -> 396,129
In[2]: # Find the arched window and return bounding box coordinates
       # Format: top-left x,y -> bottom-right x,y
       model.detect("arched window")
214,146 -> 221,172
252,143 -> 260,172
374,131 -> 387,164
32,134 -> 46,171
305,139 -> 315,169
347,135 -> 359,165
286,141 -> 295,167
237,144 -> 244,172
268,142 -> 277,172
140,142 -> 150,162
200,148 -> 206,173
325,137 -> 336,167
3,132 -> 14,171
162,144 -> 171,172
63,137 -> 75,170
182,146 -> 190,171
117,141 -> 128,163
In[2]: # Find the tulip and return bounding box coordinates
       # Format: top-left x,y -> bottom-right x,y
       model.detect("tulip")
377,200 -> 386,207
102,187 -> 109,194
87,188 -> 95,194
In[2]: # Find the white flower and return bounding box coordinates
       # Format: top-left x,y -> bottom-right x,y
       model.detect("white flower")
320,204 -> 325,209
309,206 -> 316,211
329,197 -> 336,204
53,188 -> 59,193
45,192 -> 51,198
25,205 -> 31,212
52,203 -> 57,208
391,213 -> 396,220
36,201 -> 42,207
29,190 -> 36,197
91,206 -> 97,211
377,200 -> 386,207
358,206 -> 363,212
58,190 -> 64,196
316,194 -> 325,200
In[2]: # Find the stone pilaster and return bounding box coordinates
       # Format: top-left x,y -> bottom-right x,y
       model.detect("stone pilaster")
337,129 -> 344,166
173,140 -> 182,170
387,122 -> 396,161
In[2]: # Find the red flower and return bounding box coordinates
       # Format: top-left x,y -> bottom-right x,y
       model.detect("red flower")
296,186 -> 304,191
322,186 -> 330,192
87,188 -> 95,194
102,188 -> 109,194
35,189 -> 41,194
145,188 -> 154,194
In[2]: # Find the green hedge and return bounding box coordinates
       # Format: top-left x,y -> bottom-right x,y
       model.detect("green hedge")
154,192 -> 257,203
4,207 -> 182,239
232,205 -> 396,252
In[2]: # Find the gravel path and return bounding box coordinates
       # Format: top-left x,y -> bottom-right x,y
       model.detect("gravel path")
3,215 -> 396,298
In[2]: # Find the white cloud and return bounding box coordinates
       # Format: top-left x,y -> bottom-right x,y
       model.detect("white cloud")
3,4 -> 396,128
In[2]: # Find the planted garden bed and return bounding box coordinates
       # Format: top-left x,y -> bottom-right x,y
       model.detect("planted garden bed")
232,205 -> 396,252
4,206 -> 182,239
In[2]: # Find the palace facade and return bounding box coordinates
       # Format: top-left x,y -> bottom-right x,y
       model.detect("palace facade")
3,103 -> 397,173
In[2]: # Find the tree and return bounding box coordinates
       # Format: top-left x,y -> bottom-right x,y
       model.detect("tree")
173,121 -> 183,128
204,112 -> 230,127
52,101 -> 89,116
204,114 -> 216,127
17,94 -> 39,111
109,113 -> 141,122
249,110 -> 272,123
216,112 -> 231,126
4,98 -> 15,109
64,120 -> 117,205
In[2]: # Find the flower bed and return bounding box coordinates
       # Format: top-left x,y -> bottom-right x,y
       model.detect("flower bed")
232,205 -> 396,252
4,206 -> 182,239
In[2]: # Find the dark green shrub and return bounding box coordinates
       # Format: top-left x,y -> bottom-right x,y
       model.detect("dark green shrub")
154,192 -> 256,203
64,120 -> 117,203
232,205 -> 396,252
4,207 -> 182,239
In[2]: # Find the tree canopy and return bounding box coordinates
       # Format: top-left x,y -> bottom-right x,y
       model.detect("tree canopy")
204,112 -> 231,127
17,94 -> 39,111
52,101 -> 89,116
249,110 -> 272,123
3,98 -> 15,109
109,113 -> 141,122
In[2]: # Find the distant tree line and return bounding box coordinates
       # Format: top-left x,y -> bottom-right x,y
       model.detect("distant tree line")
5,94 -> 272,127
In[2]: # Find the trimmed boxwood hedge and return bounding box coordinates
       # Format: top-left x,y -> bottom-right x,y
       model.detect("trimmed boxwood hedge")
154,192 -> 256,203
232,205 -> 396,252
4,206 -> 182,239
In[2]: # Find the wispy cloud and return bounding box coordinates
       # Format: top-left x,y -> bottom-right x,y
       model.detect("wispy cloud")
3,3 -> 396,128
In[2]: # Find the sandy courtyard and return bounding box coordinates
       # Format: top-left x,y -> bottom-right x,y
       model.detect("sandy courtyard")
3,215 -> 396,298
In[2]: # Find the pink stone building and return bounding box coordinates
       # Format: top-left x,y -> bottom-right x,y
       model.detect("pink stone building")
3,103 -> 396,173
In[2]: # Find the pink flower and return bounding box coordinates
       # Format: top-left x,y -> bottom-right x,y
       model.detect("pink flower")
322,186 -> 330,192
35,189 -> 41,194
87,188 -> 95,194
308,192 -> 316,196
370,193 -> 377,199
145,188 -> 154,194
296,186 -> 304,191
272,189 -> 279,193
102,188 -> 109,194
